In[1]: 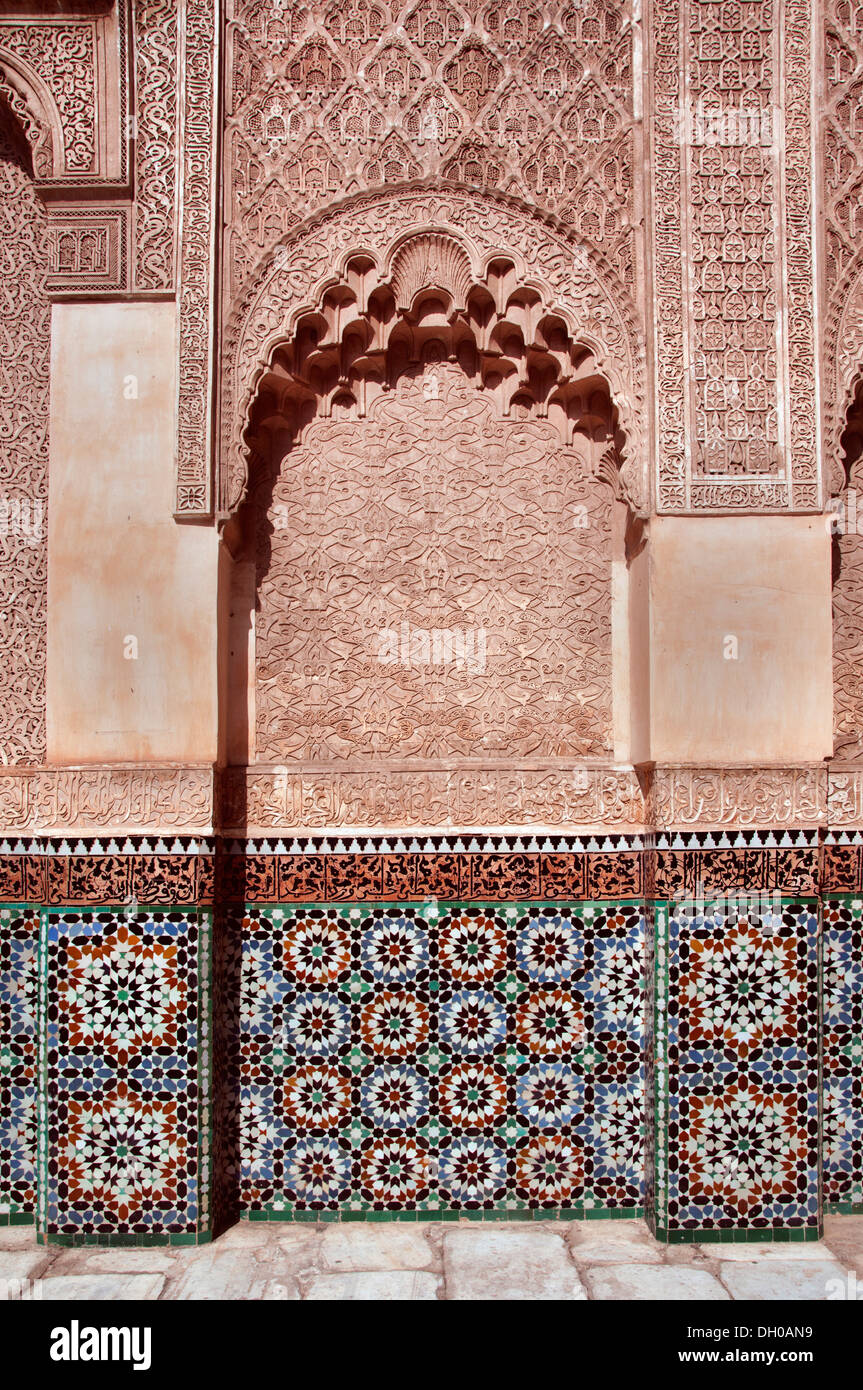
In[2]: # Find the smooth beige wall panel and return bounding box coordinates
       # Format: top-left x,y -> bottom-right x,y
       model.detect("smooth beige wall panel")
649,515 -> 833,764
47,303 -> 218,763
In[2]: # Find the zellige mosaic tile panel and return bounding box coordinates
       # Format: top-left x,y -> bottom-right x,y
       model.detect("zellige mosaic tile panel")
653,899 -> 820,1240
237,900 -> 645,1218
39,908 -> 211,1242
0,907 -> 38,1222
823,897 -> 863,1211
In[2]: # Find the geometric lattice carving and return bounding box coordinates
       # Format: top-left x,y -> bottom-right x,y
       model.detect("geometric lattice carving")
224,0 -> 637,303
174,0 -> 219,515
651,0 -> 818,510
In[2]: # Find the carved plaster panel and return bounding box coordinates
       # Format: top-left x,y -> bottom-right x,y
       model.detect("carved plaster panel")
0,767 -> 214,835
0,14 -> 100,177
224,0 -> 639,307
220,764 -> 646,833
823,0 -> 863,496
174,0 -> 219,515
255,360 -> 615,768
45,207 -> 127,292
826,763 -> 863,825
649,0 -> 818,510
133,0 -> 179,292
222,189 -> 645,517
649,766 -> 828,829
0,122 -> 49,766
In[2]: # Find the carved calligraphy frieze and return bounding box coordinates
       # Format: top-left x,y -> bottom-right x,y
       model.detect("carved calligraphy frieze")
222,764 -> 647,833
0,767 -> 214,835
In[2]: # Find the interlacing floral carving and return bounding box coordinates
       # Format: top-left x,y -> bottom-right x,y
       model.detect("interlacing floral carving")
252,358 -> 616,766
0,121 -> 49,764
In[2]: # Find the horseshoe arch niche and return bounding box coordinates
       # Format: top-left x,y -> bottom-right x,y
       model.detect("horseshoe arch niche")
217,196 -> 647,827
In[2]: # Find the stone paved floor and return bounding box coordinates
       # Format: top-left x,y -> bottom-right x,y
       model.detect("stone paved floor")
1,1216 -> 861,1300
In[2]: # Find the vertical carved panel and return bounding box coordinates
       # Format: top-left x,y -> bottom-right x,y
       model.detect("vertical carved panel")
133,0 -> 179,291
823,0 -> 863,493
833,394 -> 863,758
175,0 -> 219,515
823,0 -> 863,302
650,0 -> 817,511
0,122 -> 48,765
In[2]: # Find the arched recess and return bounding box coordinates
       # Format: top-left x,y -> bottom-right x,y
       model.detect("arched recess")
828,261 -> 863,760
217,194 -> 645,788
0,101 -> 51,763
220,187 -> 645,518
0,49 -> 65,180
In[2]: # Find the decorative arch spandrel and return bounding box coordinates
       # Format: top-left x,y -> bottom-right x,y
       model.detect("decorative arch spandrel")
221,188 -> 645,519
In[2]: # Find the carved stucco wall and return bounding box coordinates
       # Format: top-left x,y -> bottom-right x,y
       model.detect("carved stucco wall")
253,359 -> 614,767
0,3 -> 859,832
222,188 -> 644,516
0,116 -> 49,765
224,197 -> 637,827
823,1 -> 863,767
224,0 -> 639,305
649,0 -> 817,511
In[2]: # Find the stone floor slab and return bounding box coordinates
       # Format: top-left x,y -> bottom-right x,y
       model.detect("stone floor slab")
444,1228 -> 585,1300
0,1250 -> 53,1296
0,1219 -> 859,1299
717,1260 -> 850,1301
586,1265 -> 730,1300
37,1274 -> 165,1301
823,1216 -> 863,1278
217,1221 -> 317,1250
78,1250 -> 178,1273
698,1241 -> 837,1261
320,1224 -> 436,1271
569,1221 -> 663,1264
260,1276 -> 301,1300
0,1225 -> 40,1250
165,1250 -> 269,1301
305,1271 -> 440,1300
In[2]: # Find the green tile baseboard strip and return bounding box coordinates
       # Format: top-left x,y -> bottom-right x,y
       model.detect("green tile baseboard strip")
38,1230 -> 214,1248
654,1225 -> 823,1244
244,1206 -> 645,1223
